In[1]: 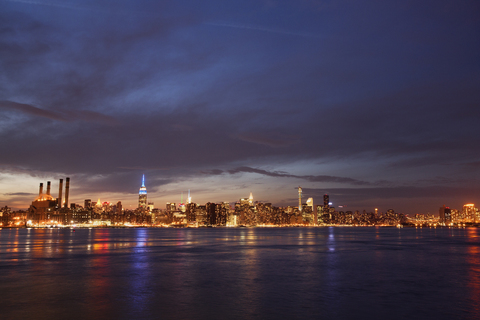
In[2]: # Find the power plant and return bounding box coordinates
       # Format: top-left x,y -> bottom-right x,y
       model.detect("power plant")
28,177 -> 72,224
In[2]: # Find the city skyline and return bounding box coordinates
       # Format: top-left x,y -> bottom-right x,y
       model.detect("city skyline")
1,1 -> 479,214
4,173 -> 478,228
3,174 -> 478,217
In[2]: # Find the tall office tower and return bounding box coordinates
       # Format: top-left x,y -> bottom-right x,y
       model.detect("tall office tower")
186,202 -> 197,222
249,192 -> 254,206
323,194 -> 329,213
84,199 -> 92,209
298,187 -> 302,211
187,189 -> 192,204
116,201 -> 123,215
138,174 -> 147,209
206,202 -> 217,225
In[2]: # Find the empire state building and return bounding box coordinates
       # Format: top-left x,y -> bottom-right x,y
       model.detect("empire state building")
138,174 -> 147,208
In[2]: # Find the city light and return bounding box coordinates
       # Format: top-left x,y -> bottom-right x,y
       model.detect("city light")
0,177 -> 478,229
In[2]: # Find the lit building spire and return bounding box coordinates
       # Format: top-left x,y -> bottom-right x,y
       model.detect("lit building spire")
249,192 -> 253,206
138,175 -> 147,209
187,189 -> 191,204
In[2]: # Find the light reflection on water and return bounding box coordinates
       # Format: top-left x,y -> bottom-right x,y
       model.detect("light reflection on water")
1,227 -> 480,320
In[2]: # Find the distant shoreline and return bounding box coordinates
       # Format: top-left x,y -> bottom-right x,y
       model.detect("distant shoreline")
1,224 -> 478,229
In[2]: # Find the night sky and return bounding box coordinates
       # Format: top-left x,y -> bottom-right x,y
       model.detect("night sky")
1,0 -> 479,214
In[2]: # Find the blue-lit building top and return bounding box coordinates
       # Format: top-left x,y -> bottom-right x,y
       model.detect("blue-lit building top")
138,174 -> 147,208
139,174 -> 147,195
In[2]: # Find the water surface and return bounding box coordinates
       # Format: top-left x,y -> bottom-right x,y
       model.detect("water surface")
1,227 -> 479,319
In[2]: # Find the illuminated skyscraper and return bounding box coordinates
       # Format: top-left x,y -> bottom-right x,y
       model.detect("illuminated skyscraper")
298,187 -> 302,211
463,204 -> 476,222
323,194 -> 329,215
138,174 -> 147,209
249,192 -> 254,206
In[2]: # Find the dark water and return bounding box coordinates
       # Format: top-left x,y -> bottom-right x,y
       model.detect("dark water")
1,227 -> 479,320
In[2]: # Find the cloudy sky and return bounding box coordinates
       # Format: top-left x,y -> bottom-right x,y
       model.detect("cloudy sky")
1,0 -> 479,213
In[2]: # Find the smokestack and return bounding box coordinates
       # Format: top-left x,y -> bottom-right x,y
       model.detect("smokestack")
46,181 -> 51,195
39,183 -> 43,196
64,177 -> 70,209
58,179 -> 63,208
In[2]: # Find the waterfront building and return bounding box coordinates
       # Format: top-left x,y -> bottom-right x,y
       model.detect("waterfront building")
463,204 -> 476,222
206,202 -> 217,225
28,182 -> 57,223
439,205 -> 452,224
195,205 -> 207,224
27,178 -> 72,225
186,202 -> 197,222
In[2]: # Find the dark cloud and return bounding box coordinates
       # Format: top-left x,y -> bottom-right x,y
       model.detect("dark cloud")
0,0 -> 479,211
67,173 -> 174,197
0,100 -> 66,121
0,100 -> 118,125
4,192 -> 36,196
224,166 -> 370,185
201,169 -> 224,176
303,186 -> 480,200
236,132 -> 298,148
